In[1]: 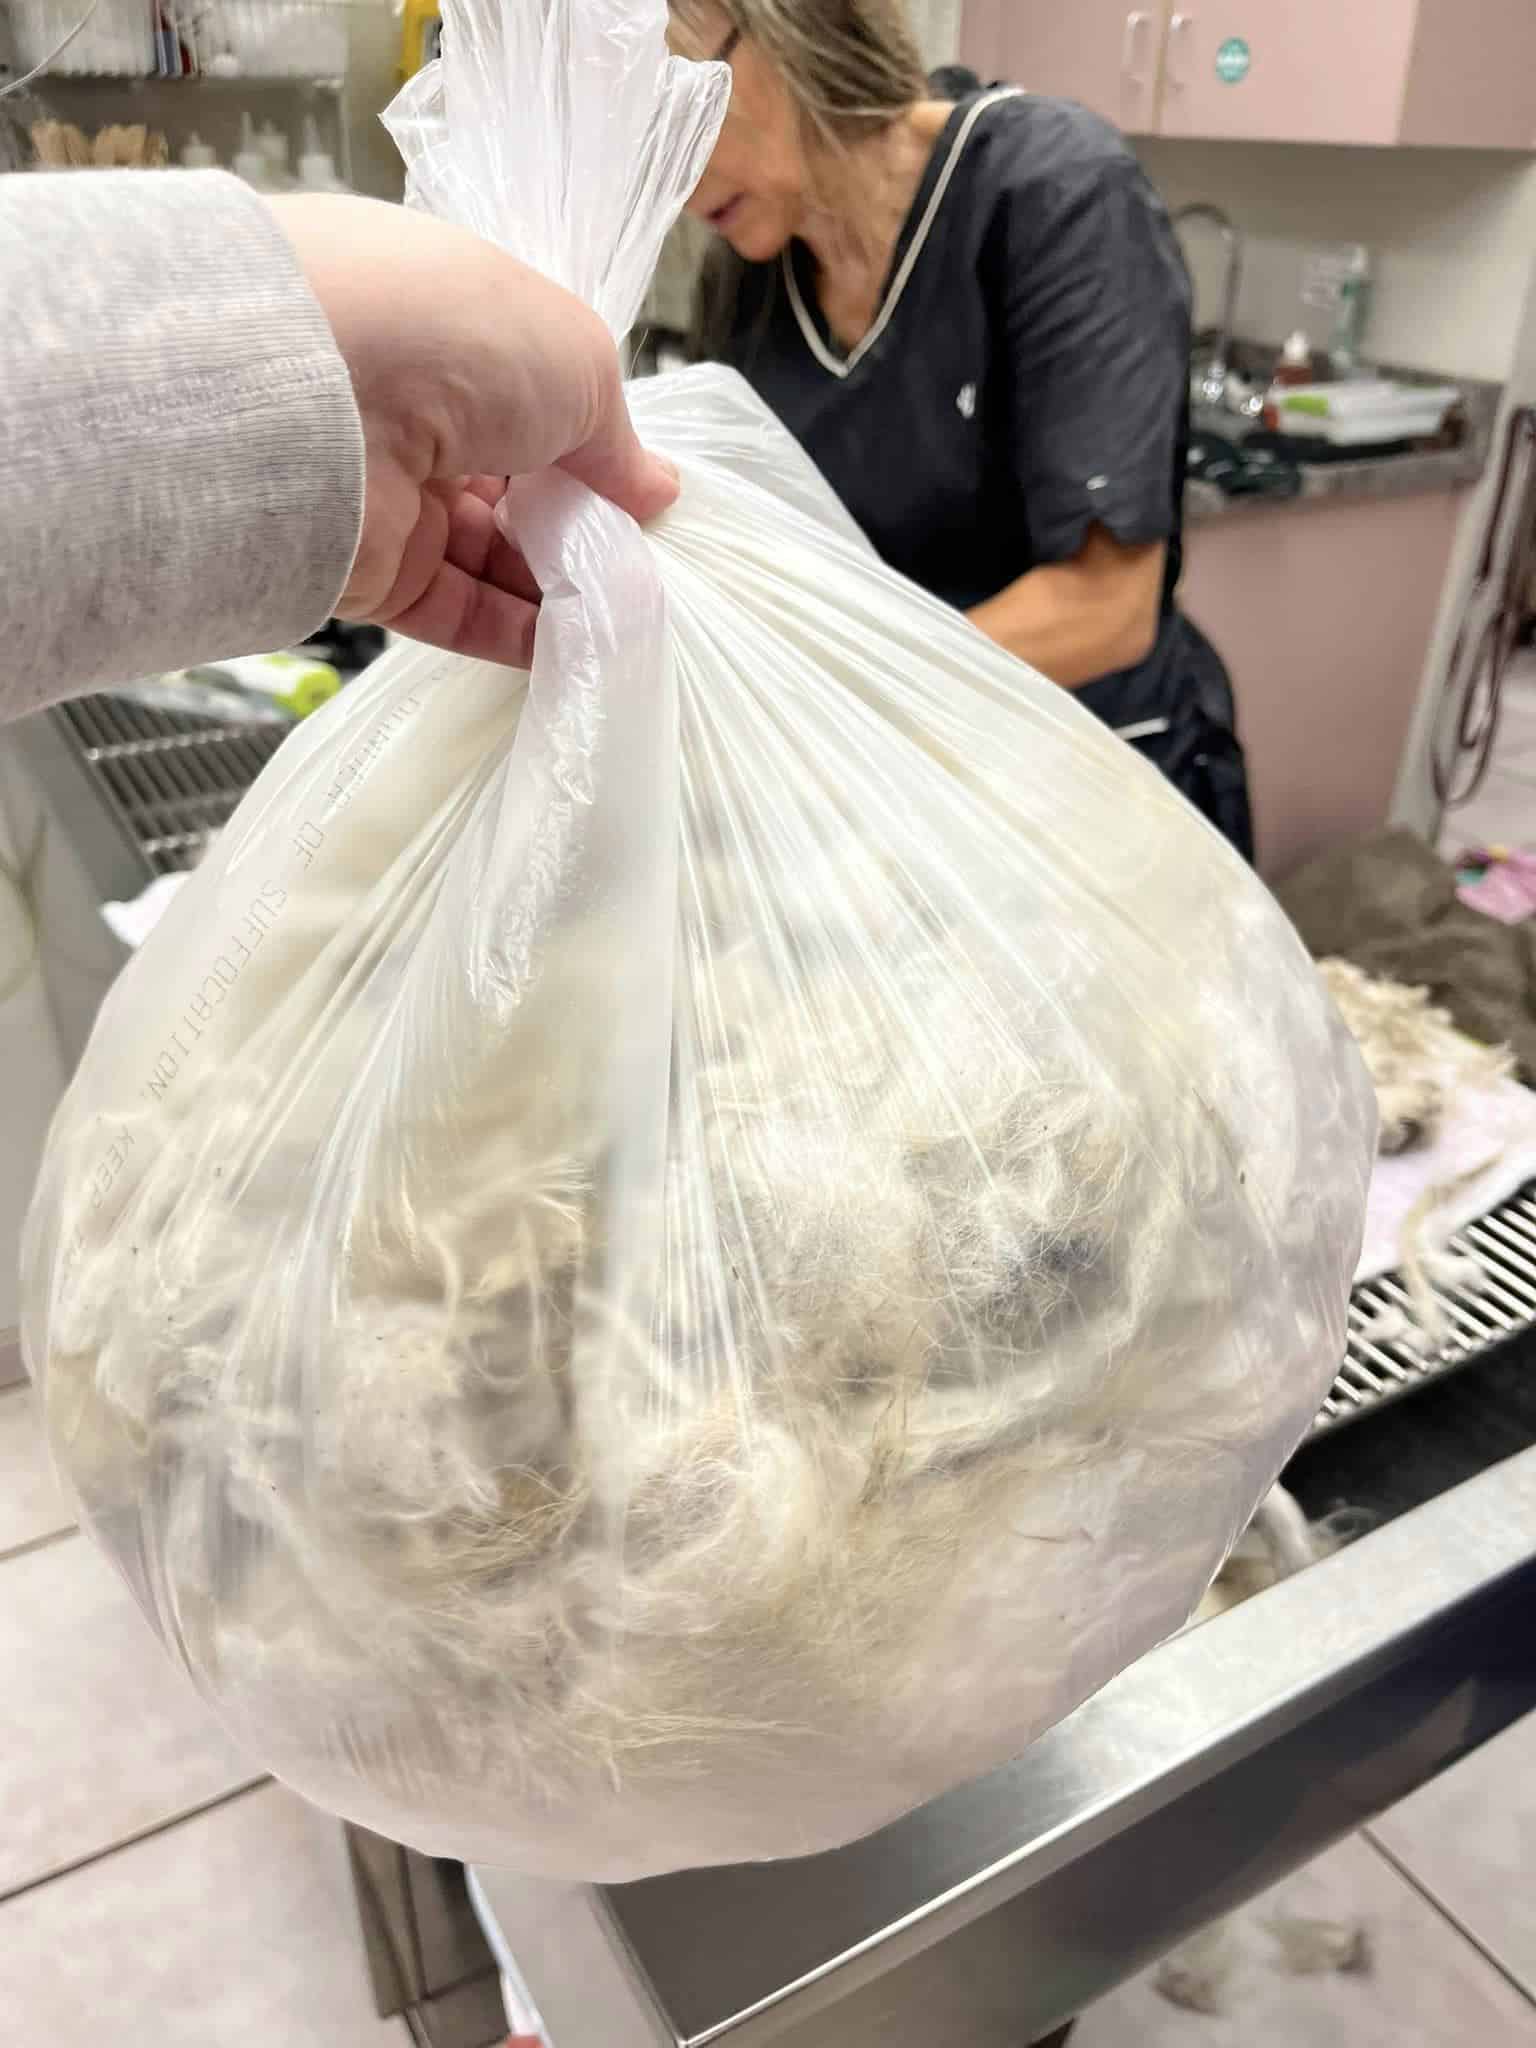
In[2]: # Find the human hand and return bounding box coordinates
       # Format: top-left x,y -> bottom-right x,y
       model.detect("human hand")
270,194 -> 677,666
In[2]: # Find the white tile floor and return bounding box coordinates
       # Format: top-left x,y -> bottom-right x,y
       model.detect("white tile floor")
1,667 -> 1533,2043
3,1783 -> 403,2047
0,1382 -> 407,2043
1077,1830 -> 1536,2046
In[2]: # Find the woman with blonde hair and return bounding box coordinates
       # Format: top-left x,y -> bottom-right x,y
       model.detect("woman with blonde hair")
669,0 -> 1252,856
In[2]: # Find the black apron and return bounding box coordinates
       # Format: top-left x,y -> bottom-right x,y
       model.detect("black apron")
1102,614 -> 1255,863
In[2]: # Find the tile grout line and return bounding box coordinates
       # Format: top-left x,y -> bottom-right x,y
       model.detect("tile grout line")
0,1774 -> 273,1910
1363,1827 -> 1536,2011
0,1521 -> 78,1569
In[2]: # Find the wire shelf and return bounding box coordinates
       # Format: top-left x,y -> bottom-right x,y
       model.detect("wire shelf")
11,0 -> 356,81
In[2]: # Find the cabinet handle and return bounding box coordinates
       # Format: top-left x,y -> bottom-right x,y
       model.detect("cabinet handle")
1167,11 -> 1195,91
1122,9 -> 1154,89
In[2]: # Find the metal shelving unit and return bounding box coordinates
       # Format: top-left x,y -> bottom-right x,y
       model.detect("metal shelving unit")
7,0 -> 356,82
1,0 -> 359,180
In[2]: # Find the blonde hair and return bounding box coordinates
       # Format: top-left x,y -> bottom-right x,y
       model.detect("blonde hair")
670,0 -> 926,140
670,0 -> 928,358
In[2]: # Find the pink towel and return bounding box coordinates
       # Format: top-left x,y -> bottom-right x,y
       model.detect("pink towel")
1457,849 -> 1536,925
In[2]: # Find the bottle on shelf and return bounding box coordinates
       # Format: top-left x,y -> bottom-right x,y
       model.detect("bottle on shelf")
232,111 -> 278,190
179,131 -> 218,170
1330,246 -> 1373,378
296,113 -> 348,192
1262,331 -> 1315,430
256,120 -> 296,190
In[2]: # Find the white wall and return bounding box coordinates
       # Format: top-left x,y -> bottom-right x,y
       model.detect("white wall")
1138,137 -> 1536,381
908,0 -> 961,68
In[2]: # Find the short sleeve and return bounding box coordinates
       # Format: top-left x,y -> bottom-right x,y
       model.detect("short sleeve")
991,149 -> 1190,565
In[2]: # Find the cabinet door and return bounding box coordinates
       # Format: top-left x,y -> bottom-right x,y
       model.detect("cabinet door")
1400,0 -> 1536,149
959,0 -> 1165,134
1182,488 -> 1463,877
1157,0 -> 1417,145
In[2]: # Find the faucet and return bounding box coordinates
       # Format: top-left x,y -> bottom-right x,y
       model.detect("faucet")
1173,203 -> 1244,413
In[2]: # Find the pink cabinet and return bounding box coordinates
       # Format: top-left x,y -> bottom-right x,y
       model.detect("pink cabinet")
957,0 -> 1160,135
960,0 -> 1536,150
1158,1 -> 1419,147
1161,0 -> 1536,148
1181,488 -> 1466,879
1397,0 -> 1536,151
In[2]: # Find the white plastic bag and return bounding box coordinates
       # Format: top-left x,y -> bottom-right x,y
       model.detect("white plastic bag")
23,0 -> 1375,1880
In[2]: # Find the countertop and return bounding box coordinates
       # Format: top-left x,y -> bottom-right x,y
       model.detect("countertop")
634,331 -> 1497,528
1184,358 -> 1502,525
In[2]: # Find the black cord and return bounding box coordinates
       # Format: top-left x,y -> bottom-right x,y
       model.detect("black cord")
1432,405 -> 1536,809
0,0 -> 101,98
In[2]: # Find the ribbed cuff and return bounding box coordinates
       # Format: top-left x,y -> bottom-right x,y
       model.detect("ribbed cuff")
1,170 -> 365,718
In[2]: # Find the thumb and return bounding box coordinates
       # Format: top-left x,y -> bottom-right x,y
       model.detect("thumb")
557,379 -> 679,525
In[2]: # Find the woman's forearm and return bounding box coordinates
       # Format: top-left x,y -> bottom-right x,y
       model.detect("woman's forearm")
967,527 -> 1166,689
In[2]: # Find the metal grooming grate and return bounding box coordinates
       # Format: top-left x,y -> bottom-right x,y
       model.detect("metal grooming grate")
54,692 -> 287,876
1318,1180 -> 1536,1434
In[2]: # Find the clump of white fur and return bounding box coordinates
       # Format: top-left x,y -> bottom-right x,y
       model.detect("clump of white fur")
1318,959 -> 1511,1154
1319,961 -> 1512,1353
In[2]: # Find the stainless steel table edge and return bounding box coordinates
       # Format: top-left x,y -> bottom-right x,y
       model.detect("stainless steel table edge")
475,1444 -> 1536,2046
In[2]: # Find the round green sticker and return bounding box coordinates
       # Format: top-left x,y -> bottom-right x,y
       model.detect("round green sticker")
1216,35 -> 1251,84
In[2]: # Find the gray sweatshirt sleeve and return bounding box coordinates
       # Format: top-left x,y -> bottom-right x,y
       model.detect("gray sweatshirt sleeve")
0,170 -> 365,723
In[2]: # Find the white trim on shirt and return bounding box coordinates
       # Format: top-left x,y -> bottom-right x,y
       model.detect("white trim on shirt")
781,87 -> 1026,381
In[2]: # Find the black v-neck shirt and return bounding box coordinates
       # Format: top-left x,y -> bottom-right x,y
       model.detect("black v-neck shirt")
714,90 -> 1195,729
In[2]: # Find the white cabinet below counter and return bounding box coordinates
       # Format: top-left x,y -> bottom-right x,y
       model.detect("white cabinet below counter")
1181,483 -> 1467,878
